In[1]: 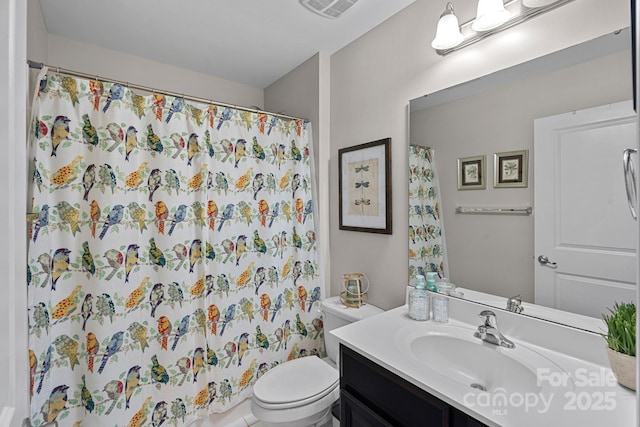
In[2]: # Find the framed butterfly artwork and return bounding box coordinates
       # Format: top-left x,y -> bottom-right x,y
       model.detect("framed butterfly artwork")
338,138 -> 392,234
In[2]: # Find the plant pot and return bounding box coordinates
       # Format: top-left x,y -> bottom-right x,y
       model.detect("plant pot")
606,347 -> 637,391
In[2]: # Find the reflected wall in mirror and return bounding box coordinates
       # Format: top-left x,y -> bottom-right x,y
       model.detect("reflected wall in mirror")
409,29 -> 636,332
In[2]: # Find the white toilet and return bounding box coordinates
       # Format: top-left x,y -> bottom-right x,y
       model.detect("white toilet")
251,296 -> 383,427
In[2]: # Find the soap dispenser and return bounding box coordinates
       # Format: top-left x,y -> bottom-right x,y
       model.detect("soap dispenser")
408,274 -> 430,321
425,272 -> 439,292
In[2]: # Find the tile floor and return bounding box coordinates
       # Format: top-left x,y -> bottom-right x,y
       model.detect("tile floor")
203,397 -> 339,426
252,418 -> 339,427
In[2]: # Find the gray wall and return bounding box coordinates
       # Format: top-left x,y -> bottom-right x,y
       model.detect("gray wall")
47,34 -> 264,109
27,0 -> 47,63
265,53 -> 322,180
24,0 -> 631,319
264,53 -> 332,298
329,0 -> 630,310
411,50 -> 631,301
16,1 -> 633,420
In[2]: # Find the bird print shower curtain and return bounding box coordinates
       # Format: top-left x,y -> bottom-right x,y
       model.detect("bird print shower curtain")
27,68 -> 324,426
408,145 -> 448,281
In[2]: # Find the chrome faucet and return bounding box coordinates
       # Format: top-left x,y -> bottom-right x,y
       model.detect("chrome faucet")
474,310 -> 515,349
506,294 -> 524,314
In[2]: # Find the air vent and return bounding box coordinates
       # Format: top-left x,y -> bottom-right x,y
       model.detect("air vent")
299,0 -> 359,19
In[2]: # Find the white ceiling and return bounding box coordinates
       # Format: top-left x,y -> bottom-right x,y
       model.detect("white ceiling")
39,0 -> 416,89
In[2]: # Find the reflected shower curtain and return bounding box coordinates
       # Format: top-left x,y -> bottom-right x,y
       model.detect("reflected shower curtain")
27,68 -> 323,426
408,145 -> 448,281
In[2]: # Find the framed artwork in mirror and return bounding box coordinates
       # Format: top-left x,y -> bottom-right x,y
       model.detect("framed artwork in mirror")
338,138 -> 392,234
457,155 -> 486,190
494,150 -> 529,188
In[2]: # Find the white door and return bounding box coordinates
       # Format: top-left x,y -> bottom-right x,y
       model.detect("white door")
534,101 -> 637,318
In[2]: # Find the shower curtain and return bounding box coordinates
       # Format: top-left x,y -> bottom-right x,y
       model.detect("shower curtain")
408,145 -> 448,282
27,68 -> 323,426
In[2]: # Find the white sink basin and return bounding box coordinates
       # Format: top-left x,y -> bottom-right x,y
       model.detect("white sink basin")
403,326 -> 571,395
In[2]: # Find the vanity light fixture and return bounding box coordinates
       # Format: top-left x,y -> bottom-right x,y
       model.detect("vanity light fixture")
432,0 -> 575,56
471,0 -> 511,32
431,3 -> 464,50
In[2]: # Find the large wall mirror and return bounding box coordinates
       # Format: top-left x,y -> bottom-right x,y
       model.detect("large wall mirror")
408,28 -> 636,332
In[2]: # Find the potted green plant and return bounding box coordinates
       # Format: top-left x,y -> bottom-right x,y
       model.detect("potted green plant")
602,302 -> 636,391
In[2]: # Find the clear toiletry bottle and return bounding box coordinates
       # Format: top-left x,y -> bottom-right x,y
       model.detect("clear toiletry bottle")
433,278 -> 454,323
408,274 -> 430,321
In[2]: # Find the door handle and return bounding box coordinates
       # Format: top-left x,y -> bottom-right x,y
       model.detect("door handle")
623,148 -> 637,220
537,255 -> 557,267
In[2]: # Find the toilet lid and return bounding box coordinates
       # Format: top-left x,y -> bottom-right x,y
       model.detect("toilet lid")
253,356 -> 339,405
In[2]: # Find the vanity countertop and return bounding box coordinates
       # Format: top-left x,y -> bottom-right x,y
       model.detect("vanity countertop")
331,304 -> 636,427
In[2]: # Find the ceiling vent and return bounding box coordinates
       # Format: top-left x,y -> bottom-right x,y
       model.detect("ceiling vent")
299,0 -> 359,19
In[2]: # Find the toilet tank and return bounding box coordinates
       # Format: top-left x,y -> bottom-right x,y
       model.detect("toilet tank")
321,296 -> 383,362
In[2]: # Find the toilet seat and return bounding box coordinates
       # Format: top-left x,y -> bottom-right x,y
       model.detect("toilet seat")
253,356 -> 339,410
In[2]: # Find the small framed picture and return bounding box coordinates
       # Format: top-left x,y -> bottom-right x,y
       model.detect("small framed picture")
457,155 -> 486,190
494,150 -> 529,188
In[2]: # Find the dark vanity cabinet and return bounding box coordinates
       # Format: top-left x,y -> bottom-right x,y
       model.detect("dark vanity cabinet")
340,345 -> 488,427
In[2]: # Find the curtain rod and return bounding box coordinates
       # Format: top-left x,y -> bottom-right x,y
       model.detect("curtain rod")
27,60 -> 307,122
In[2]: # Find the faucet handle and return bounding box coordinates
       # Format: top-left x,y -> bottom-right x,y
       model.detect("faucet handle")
507,295 -> 524,314
478,310 -> 497,327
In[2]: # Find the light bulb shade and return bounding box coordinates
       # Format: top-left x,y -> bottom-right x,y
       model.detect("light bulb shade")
431,5 -> 463,50
472,0 -> 511,32
522,0 -> 559,7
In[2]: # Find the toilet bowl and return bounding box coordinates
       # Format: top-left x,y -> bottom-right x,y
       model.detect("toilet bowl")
251,296 -> 383,427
